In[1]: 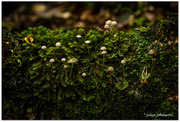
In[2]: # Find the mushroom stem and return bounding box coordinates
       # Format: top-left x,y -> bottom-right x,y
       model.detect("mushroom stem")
123,65 -> 125,78
101,55 -> 105,78
110,74 -> 112,84
87,44 -> 90,56
112,25 -> 115,33
84,76 -> 86,84
103,54 -> 105,66
51,62 -> 54,82
84,77 -> 86,89
65,68 -> 67,79
151,55 -> 154,72
78,38 -> 80,44
70,63 -> 74,78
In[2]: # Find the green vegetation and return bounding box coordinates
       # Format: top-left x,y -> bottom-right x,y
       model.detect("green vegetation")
2,14 -> 178,120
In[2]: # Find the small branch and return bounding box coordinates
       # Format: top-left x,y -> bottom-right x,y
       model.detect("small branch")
109,72 -> 122,84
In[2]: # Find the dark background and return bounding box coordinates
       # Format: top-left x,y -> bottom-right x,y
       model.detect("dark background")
2,2 -> 178,32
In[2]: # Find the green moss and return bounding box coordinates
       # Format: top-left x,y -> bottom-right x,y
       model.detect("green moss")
2,14 -> 178,120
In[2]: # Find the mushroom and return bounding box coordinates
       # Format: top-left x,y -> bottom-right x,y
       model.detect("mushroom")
106,20 -> 112,25
148,49 -> 155,55
63,65 -> 68,80
49,58 -> 55,63
85,40 -> 91,56
111,21 -> 117,26
104,24 -> 110,29
101,50 -> 107,54
82,73 -> 87,77
121,59 -> 126,78
76,35 -> 81,38
63,65 -> 68,69
100,46 -> 107,51
101,50 -> 107,78
76,35 -> 81,44
101,50 -> 107,67
41,45 -> 47,49
85,40 -> 90,44
82,72 -> 87,86
107,66 -> 114,72
111,21 -> 117,33
61,58 -> 66,62
68,58 -> 78,78
148,49 -> 155,69
68,58 -> 78,63
107,66 -> 114,83
121,60 -> 126,64
55,42 -> 61,47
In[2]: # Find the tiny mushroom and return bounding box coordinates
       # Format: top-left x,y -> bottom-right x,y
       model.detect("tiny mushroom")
102,50 -> 107,54
111,21 -> 117,26
104,25 -> 110,29
85,40 -> 90,44
100,46 -> 107,51
121,60 -> 126,64
41,45 -> 47,49
68,58 -> 78,78
106,20 -> 112,25
55,42 -> 61,47
107,66 -> 114,72
68,58 -> 78,63
63,65 -> 68,69
76,35 -> 81,38
49,59 -> 55,63
61,58 -> 66,62
82,73 -> 87,77
149,49 -> 155,55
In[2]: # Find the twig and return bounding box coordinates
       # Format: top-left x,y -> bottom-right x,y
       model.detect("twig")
109,71 -> 122,84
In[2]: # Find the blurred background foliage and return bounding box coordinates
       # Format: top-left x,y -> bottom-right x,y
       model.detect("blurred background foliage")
2,2 -> 178,31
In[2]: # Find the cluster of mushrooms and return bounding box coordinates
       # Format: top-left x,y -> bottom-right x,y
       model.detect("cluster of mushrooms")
40,20 -> 156,88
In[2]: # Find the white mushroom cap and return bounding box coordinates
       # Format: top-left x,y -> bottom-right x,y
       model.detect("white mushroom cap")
106,20 -> 112,25
61,58 -> 66,62
76,35 -> 81,38
114,35 -> 117,37
107,66 -> 114,72
102,50 -> 107,54
55,42 -> 61,47
85,40 -> 90,44
82,73 -> 87,77
49,59 -> 55,63
41,45 -> 47,49
148,49 -> 155,55
121,60 -> 126,64
111,21 -> 117,26
104,25 -> 110,29
68,58 -> 78,63
63,65 -> 68,69
100,46 -> 107,51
